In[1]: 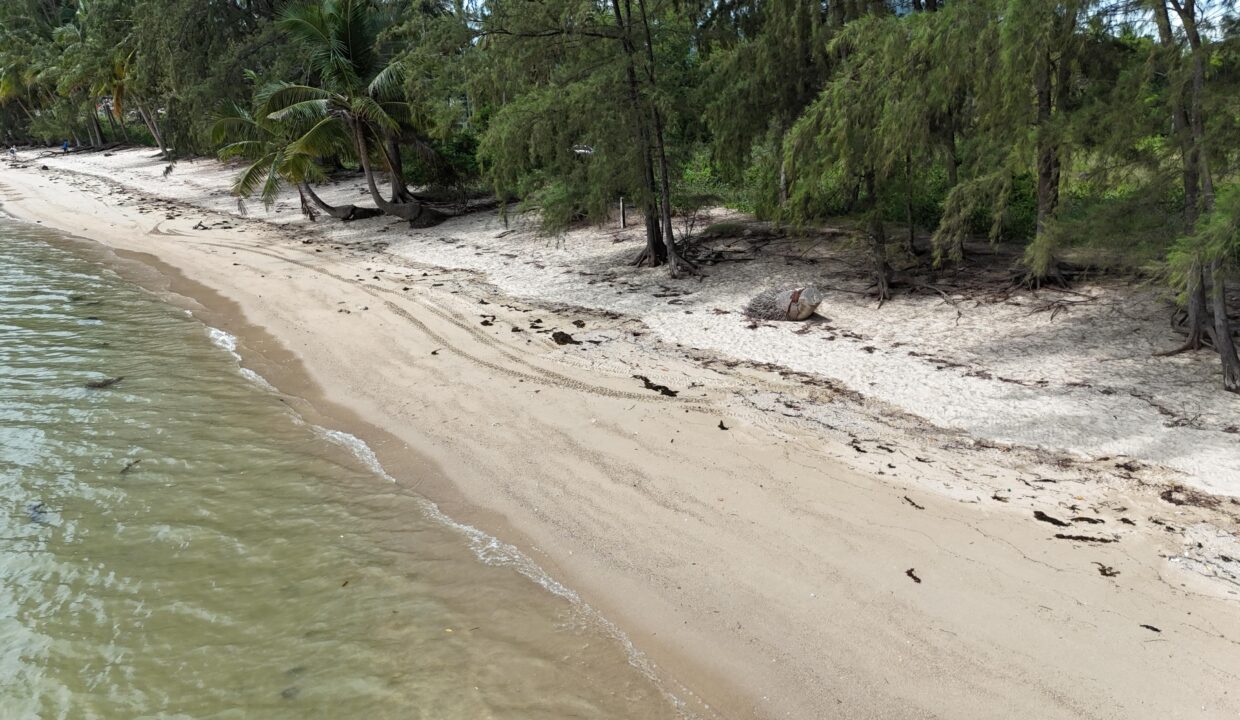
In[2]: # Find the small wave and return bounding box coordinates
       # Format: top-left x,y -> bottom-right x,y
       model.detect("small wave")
313,425 -> 688,714
206,327 -> 238,355
205,326 -> 277,391
239,368 -> 277,391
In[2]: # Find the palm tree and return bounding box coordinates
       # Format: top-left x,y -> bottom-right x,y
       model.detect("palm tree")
212,93 -> 380,221
264,0 -> 444,226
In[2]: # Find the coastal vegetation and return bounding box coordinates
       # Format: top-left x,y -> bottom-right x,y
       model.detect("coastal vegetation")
2,0 -> 1239,391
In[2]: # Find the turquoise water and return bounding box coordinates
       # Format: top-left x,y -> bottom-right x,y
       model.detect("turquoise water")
0,219 -> 681,719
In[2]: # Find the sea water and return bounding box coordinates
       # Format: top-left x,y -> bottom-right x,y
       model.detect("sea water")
0,218 -> 682,719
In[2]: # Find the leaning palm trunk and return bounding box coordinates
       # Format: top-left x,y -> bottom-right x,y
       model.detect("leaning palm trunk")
351,121 -> 444,228
136,100 -> 167,157
299,182 -> 382,221
382,135 -> 418,204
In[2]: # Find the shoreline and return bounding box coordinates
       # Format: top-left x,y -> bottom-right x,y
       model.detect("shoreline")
6,212 -> 720,717
4,155 -> 1240,718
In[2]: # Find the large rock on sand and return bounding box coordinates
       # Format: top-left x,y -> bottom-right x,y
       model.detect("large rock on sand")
744,286 -> 824,321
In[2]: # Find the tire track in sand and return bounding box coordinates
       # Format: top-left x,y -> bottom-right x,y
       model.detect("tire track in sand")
192,238 -> 704,406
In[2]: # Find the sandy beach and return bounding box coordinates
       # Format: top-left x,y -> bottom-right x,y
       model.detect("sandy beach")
3,149 -> 1240,718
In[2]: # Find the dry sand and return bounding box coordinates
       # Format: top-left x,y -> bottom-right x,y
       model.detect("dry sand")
3,149 -> 1240,719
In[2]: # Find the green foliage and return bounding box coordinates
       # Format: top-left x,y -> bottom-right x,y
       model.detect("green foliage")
0,0 -> 1238,305
700,0 -> 831,182
1170,183 -> 1240,297
468,0 -> 704,233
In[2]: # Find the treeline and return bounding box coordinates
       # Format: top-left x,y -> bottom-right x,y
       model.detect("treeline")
2,0 -> 1239,391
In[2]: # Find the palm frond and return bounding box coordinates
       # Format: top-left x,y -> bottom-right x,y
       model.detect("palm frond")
367,61 -> 406,100
232,153 -> 278,198
287,116 -> 352,158
337,0 -> 378,82
211,104 -> 261,146
268,98 -> 331,124
218,140 -> 270,162
278,5 -> 346,72
280,2 -> 364,93
260,147 -> 286,209
263,83 -> 333,115
378,100 -> 414,126
351,95 -> 399,132
285,153 -> 327,185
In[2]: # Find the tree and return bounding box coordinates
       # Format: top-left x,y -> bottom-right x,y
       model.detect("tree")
265,0 -> 444,226
786,15 -> 907,301
212,87 -> 380,221
468,0 -> 698,275
1160,0 -> 1240,390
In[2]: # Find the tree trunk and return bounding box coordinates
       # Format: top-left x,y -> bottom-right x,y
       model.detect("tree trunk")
944,129 -> 963,261
1170,0 -> 1235,387
612,0 -> 667,268
137,101 -> 168,157
351,120 -> 444,227
945,135 -> 958,190
1176,0 -> 1214,212
1153,0 -> 1205,352
111,103 -> 131,143
865,171 -> 892,303
1154,1 -> 1198,226
95,114 -> 105,145
1029,8 -> 1077,285
903,154 -> 920,258
16,97 -> 35,123
103,104 -> 120,142
779,157 -> 788,207
846,179 -> 861,213
1029,44 -> 1068,285
296,185 -> 318,221
89,109 -> 105,146
1208,262 -> 1240,392
1169,261 -> 1209,353
300,181 -> 382,222
1034,52 -> 1059,241
635,0 -> 690,278
382,134 -> 417,204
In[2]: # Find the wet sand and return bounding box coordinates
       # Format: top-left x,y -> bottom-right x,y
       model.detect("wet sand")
2,156 -> 1240,719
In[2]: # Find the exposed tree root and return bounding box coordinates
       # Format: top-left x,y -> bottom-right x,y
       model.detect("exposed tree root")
1015,264 -> 1069,290
1155,339 -> 1206,358
665,244 -> 697,279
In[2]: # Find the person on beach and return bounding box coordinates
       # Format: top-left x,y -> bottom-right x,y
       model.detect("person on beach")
62,140 -> 69,153
7,146 -> 15,160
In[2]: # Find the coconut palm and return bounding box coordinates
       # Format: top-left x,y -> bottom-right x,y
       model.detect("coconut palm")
264,0 -> 443,226
212,91 -> 381,222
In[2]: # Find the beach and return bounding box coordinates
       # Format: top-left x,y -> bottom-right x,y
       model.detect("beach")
3,149 -> 1240,718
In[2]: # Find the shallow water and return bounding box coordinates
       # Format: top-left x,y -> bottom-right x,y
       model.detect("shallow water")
0,219 -> 682,719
